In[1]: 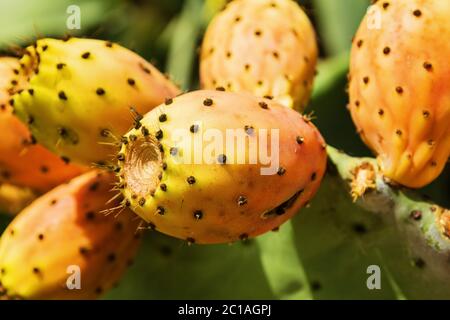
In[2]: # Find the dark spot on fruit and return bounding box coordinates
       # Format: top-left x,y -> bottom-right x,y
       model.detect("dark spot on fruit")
107,253 -> 116,262
254,30 -> 262,36
154,129 -> 162,139
259,101 -> 268,109
165,98 -> 173,105
363,76 -> 369,84
187,176 -> 196,184
117,153 -> 125,161
226,51 -> 232,58
244,64 -> 250,71
81,52 -> 90,59
383,47 -> 390,55
56,63 -> 65,69
50,199 -> 57,205
159,114 -> 167,122
237,195 -> 247,206
216,86 -> 225,91
378,109 -> 384,116
100,128 -> 110,137
127,78 -> 135,86
396,86 -> 403,94
140,63 -> 151,74
170,147 -> 178,156
115,222 -> 123,231
42,45 -> 48,51
160,183 -> 167,191
277,167 -> 286,176
105,41 -> 113,48
423,62 -> 433,71
311,172 -> 317,181
89,182 -> 99,191
58,91 -> 67,100
38,234 -> 44,240
61,156 -> 70,164
296,136 -> 304,144
162,162 -> 167,170
422,110 -> 430,118
85,211 -> 95,220
244,125 -> 254,135
156,206 -> 165,215
96,88 -> 105,95
32,267 -> 40,274
190,124 -> 199,133
138,198 -> 146,206
357,39 -> 363,48
79,247 -> 89,255
40,166 -> 49,173
382,2 -> 389,9
410,210 -> 422,220
413,9 -> 422,17
193,210 -> 203,220
413,258 -> 425,269
203,98 -> 213,106
187,237 -> 195,245
239,233 -> 249,241
395,129 -> 402,136
217,154 -> 227,164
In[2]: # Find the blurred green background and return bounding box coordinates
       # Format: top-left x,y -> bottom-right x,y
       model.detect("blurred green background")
0,0 -> 448,299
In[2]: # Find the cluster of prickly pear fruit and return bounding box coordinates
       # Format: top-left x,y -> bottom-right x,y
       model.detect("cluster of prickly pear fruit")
0,57 -> 85,193
200,0 -> 318,111
0,171 -> 143,299
349,0 -> 450,188
12,38 -> 180,167
116,90 -> 327,244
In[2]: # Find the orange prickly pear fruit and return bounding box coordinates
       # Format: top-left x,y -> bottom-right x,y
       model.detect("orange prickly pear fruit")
0,171 -> 143,299
12,38 -> 181,166
117,90 -> 327,244
349,0 -> 450,188
200,0 -> 318,111
0,57 -> 85,193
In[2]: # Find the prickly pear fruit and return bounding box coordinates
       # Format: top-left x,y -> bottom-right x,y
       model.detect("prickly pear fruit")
200,0 -> 318,111
12,38 -> 180,166
0,57 -> 85,192
349,0 -> 450,188
116,90 -> 327,244
0,170 -> 143,299
0,184 -> 36,215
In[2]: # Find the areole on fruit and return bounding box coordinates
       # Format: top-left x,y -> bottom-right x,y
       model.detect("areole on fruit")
123,135 -> 163,198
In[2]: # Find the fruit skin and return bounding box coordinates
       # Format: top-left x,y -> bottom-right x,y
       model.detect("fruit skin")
117,90 -> 327,244
0,170 -> 143,300
12,38 -> 180,166
348,0 -> 450,188
200,0 -> 318,111
0,57 -> 85,192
